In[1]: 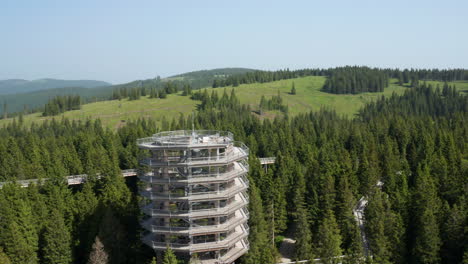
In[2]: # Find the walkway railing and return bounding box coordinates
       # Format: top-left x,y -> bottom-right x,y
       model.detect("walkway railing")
0,169 -> 137,189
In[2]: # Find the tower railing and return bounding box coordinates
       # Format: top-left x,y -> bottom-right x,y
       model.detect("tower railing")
141,146 -> 248,166
140,176 -> 248,201
137,130 -> 234,147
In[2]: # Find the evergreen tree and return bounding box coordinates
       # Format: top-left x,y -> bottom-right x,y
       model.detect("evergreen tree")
411,165 -> 441,264
294,205 -> 313,261
88,236 -> 108,264
162,247 -> 178,264
41,209 -> 72,264
441,198 -> 466,263
0,248 -> 11,264
97,207 -> 128,264
159,89 -> 167,99
291,82 -> 296,95
243,165 -> 276,264
317,210 -> 343,264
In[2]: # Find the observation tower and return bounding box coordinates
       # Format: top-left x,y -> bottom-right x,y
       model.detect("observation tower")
138,130 -> 249,264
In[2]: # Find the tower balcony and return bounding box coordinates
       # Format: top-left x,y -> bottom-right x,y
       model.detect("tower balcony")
141,206 -> 249,236
140,143 -> 248,167
139,161 -> 249,185
147,224 -> 249,252
142,192 -> 249,218
140,175 -> 249,202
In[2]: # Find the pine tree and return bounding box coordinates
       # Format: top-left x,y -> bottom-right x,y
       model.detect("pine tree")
243,158 -> 276,263
291,82 -> 296,95
88,236 -> 108,264
411,165 -> 441,264
41,209 -> 72,264
317,210 -> 343,264
97,207 -> 128,264
162,247 -> 178,264
72,182 -> 99,263
1,197 -> 39,264
441,199 -> 466,263
3,220 -> 38,264
365,189 -> 392,264
294,205 -> 313,261
0,248 -> 11,264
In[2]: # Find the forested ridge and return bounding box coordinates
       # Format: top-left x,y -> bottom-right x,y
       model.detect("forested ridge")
212,66 -> 468,94
0,85 -> 467,263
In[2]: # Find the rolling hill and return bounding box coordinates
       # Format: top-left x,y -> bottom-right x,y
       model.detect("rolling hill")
0,68 -> 257,116
2,73 -> 467,130
0,78 -> 110,95
0,76 -> 404,129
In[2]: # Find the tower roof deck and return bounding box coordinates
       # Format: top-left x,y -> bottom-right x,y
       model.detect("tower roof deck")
137,130 -> 234,149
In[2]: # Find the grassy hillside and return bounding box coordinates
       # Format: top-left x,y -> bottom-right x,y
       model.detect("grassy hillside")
1,94 -> 197,130
0,68 -> 256,116
2,76 -> 467,130
199,76 -> 409,117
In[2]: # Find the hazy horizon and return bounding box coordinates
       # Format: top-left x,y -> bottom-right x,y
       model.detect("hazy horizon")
1,0 -> 467,84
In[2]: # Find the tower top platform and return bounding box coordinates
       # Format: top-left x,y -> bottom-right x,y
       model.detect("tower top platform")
137,130 -> 234,149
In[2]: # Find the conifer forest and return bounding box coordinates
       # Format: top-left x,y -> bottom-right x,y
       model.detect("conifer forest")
0,80 -> 466,264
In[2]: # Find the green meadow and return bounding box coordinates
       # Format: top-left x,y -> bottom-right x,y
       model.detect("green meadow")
2,76 -> 466,130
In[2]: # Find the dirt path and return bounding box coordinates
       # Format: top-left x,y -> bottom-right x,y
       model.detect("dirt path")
279,237 -> 297,263
353,197 -> 370,256
278,223 -> 297,263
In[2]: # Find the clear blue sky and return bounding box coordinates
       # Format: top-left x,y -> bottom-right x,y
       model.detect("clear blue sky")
1,0 -> 467,84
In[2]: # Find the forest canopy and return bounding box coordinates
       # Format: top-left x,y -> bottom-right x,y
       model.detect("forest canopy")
0,80 -> 467,264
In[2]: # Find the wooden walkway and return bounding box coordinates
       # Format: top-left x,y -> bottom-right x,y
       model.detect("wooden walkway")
0,169 -> 137,189
0,157 -> 277,189
259,157 -> 276,165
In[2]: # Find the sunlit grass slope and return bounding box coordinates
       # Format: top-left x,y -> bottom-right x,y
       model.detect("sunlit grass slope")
1,94 -> 198,130
2,76 -> 465,130
202,76 -> 408,117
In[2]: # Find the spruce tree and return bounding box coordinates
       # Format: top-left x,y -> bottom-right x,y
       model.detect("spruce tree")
97,207 -> 128,264
291,82 -> 296,95
317,210 -> 342,264
41,209 -> 72,264
88,236 -> 108,264
162,247 -> 178,264
243,171 -> 276,264
412,165 -> 441,264
294,205 -> 313,261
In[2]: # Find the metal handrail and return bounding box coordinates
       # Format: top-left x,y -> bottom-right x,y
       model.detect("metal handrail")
137,130 -> 234,146
151,229 -> 248,250
141,177 -> 249,200
146,215 -> 248,234
141,147 -> 248,166
147,194 -> 248,216
139,161 -> 249,183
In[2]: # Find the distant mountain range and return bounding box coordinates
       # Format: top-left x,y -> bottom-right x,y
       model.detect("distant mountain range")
0,68 -> 257,115
0,78 -> 111,95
